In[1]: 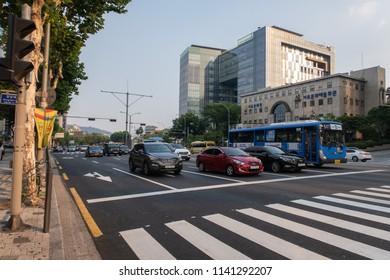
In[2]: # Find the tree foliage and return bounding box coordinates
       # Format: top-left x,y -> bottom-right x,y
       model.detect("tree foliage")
202,103 -> 241,136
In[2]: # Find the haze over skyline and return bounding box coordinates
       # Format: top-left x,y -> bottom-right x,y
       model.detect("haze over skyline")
68,0 -> 390,133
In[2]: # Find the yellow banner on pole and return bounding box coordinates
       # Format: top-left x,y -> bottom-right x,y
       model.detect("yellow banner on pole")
34,108 -> 58,149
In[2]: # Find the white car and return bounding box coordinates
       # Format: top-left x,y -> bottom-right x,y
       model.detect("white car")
170,143 -> 191,161
346,148 -> 372,162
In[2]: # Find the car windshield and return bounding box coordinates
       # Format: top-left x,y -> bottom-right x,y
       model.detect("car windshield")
90,146 -> 101,151
223,147 -> 249,156
266,146 -> 286,155
145,144 -> 173,153
171,144 -> 184,149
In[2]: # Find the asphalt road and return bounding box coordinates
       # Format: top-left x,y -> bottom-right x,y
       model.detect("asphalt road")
53,150 -> 390,260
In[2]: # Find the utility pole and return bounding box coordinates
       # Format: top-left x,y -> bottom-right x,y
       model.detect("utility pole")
101,84 -> 152,146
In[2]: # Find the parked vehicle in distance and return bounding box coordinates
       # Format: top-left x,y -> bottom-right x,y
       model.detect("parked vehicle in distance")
196,146 -> 263,176
170,143 -> 191,161
53,146 -> 64,153
190,141 -> 215,154
85,145 -> 103,157
119,145 -> 130,155
79,145 -> 89,152
67,145 -> 76,152
129,142 -> 183,175
346,148 -> 372,162
103,143 -> 120,156
244,145 -> 306,172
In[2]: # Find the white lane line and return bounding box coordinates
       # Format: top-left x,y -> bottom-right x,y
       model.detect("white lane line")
293,199 -> 390,225
204,213 -> 327,260
166,220 -> 250,260
315,196 -> 390,214
87,169 -> 385,204
92,161 -> 99,164
120,228 -> 175,260
238,208 -> 390,259
182,170 -> 245,183
113,168 -> 177,190
334,193 -> 390,205
267,203 -> 390,241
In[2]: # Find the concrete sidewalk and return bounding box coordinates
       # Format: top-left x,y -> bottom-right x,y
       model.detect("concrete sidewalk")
0,149 -> 100,260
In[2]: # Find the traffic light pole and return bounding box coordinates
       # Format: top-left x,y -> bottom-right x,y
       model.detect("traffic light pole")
6,5 -> 32,231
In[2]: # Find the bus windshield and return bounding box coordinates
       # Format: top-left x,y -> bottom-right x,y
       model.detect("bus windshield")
320,124 -> 345,147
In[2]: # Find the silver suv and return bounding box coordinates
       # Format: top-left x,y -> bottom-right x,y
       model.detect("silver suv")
129,143 -> 183,175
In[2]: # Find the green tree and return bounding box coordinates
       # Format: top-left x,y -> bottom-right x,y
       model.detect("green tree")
367,106 -> 390,139
202,103 -> 241,137
110,131 -> 128,143
170,112 -> 205,145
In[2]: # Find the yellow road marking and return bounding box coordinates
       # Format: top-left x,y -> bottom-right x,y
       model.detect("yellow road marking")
69,187 -> 103,238
62,172 -> 69,180
58,165 -> 62,170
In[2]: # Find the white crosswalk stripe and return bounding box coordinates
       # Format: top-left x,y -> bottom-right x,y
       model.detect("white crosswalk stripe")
119,185 -> 390,260
166,220 -> 250,260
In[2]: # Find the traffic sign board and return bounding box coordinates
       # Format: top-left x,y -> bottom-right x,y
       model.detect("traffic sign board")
1,92 -> 17,105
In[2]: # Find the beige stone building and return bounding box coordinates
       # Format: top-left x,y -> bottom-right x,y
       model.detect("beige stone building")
241,66 -> 387,128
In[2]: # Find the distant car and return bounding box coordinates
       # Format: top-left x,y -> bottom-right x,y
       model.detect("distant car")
170,143 -> 191,161
244,145 -> 306,173
103,143 -> 120,156
80,145 -> 89,152
85,146 -> 103,157
67,146 -> 76,152
346,148 -> 372,162
129,142 -> 183,175
53,146 -> 63,153
119,145 -> 130,155
196,146 -> 263,176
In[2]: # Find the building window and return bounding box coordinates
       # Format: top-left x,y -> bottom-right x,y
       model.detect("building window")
319,99 -> 324,106
344,97 -> 347,104
244,98 -> 247,103
310,100 -> 315,107
350,98 -> 353,105
282,91 -> 286,96
295,102 -> 299,109
355,84 -> 359,90
265,107 -> 268,112
276,92 -> 280,97
361,100 -> 365,107
288,89 -> 292,95
302,87 -> 307,93
310,85 -> 315,91
244,110 -> 248,115
355,99 -> 359,106
361,85 -> 364,91
274,103 -> 287,123
303,101 -> 307,108
254,108 -> 258,114
264,119 -> 268,124
327,98 -> 333,104
327,82 -> 332,88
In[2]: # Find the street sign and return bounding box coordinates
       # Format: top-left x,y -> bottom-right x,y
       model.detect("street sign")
1,92 -> 17,105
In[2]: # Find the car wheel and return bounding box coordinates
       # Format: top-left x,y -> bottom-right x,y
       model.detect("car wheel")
198,162 -> 206,172
143,161 -> 150,175
352,156 -> 358,162
295,168 -> 302,172
174,170 -> 181,175
271,161 -> 281,173
129,159 -> 136,172
226,165 -> 235,176
361,159 -> 366,162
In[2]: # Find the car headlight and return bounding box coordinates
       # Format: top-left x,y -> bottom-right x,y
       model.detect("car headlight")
149,156 -> 159,161
232,159 -> 245,165
280,156 -> 295,164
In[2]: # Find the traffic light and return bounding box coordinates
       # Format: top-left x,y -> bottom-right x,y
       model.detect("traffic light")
0,14 -> 36,83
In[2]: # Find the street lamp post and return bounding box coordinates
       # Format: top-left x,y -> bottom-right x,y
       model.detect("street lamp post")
120,111 -> 140,148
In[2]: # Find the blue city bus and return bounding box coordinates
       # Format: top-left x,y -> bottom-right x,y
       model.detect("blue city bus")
228,120 -> 347,166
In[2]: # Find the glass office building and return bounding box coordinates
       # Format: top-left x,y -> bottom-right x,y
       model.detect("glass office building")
180,26 -> 335,117
179,45 -> 225,116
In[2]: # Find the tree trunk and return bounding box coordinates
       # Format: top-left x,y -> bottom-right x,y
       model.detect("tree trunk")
22,0 -> 45,206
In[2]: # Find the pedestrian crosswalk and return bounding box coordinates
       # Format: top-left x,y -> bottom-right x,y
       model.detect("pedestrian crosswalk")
119,185 -> 390,260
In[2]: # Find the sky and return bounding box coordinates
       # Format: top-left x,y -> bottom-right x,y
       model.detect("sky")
68,0 -> 390,133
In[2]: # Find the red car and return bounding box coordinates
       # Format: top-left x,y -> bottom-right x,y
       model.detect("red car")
196,146 -> 263,176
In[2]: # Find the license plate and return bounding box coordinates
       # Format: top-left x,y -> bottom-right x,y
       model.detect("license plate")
250,166 -> 260,170
298,163 -> 306,167
335,160 -> 340,164
165,165 -> 175,169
